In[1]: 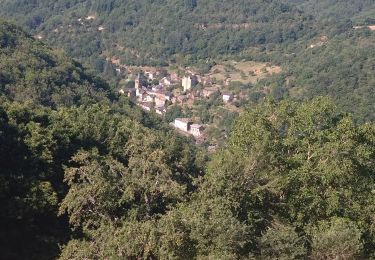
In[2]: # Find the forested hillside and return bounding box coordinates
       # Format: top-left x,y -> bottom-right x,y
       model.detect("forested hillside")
295,0 -> 375,22
257,28 -> 375,123
0,0 -> 309,65
1,0 -> 374,65
0,20 -> 111,107
0,0 -> 374,123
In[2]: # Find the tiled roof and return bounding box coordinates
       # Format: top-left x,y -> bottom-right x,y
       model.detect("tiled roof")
175,118 -> 193,123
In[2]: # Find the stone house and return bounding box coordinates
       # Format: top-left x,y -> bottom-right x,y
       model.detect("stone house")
155,106 -> 166,115
189,124 -> 204,137
174,118 -> 193,132
223,93 -> 234,103
139,102 -> 153,112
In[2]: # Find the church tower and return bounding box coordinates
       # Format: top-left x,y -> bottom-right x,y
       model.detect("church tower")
135,73 -> 141,88
135,73 -> 142,97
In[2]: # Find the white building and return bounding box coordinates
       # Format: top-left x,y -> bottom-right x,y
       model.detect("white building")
202,89 -> 216,98
223,93 -> 233,103
152,85 -> 163,92
85,15 -> 96,20
136,88 -> 145,98
174,118 -> 193,132
154,96 -> 165,107
182,76 -> 192,91
182,75 -> 198,91
135,74 -> 144,98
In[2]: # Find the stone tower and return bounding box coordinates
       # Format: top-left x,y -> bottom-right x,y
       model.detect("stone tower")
182,76 -> 192,92
135,73 -> 142,97
135,73 -> 141,89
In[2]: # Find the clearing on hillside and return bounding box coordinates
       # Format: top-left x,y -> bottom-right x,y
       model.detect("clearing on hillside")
207,61 -> 281,84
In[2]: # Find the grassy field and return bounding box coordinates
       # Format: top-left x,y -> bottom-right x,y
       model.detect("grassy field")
207,61 -> 281,84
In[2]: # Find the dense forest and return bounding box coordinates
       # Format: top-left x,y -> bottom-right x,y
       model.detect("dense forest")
0,1 -> 375,259
0,20 -> 110,107
0,20 -> 204,259
0,0 -> 309,64
1,0 -> 374,65
256,28 -> 375,123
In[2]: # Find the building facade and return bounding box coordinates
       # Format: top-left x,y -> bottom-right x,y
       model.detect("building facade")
174,118 -> 193,132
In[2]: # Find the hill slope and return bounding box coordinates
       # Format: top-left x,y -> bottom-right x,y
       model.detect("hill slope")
1,0 -> 375,65
0,20 -> 111,107
0,20 -> 201,259
0,1 -> 374,124
0,0 -> 310,65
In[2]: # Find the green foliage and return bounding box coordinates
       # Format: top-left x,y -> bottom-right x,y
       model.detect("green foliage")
259,222 -> 307,260
0,0 -> 311,66
191,97 -> 375,258
164,105 -> 184,123
0,101 -> 66,259
0,20 -> 111,107
2,89 -> 375,259
283,31 -> 375,122
0,98 -> 201,259
309,218 -> 363,260
229,97 -> 375,226
0,23 -> 201,258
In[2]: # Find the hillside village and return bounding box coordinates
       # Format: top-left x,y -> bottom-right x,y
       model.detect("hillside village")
114,59 -> 281,144
30,12 -> 340,145
118,71 -> 230,141
28,12 -> 283,145
116,62 -> 251,141
31,11 -> 287,140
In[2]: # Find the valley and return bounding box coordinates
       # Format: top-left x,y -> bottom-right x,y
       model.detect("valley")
0,1 -> 375,259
